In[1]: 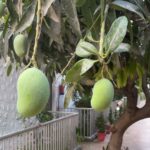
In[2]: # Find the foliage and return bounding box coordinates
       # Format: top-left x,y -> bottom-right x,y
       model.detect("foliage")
1,0 -> 150,143
64,83 -> 76,108
63,0 -> 150,108
36,111 -> 53,123
96,113 -> 106,133
76,127 -> 84,143
75,94 -> 91,108
0,0 -> 81,79
66,59 -> 98,82
1,0 -> 150,109
108,106 -> 125,124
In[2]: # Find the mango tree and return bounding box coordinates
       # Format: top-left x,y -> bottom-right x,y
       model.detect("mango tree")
1,0 -> 150,149
65,0 -> 150,149
0,0 -> 81,110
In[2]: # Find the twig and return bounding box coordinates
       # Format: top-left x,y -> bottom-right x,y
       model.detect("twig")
101,64 -> 105,78
24,60 -> 32,70
61,53 -> 75,75
60,9 -> 101,75
24,0 -> 43,69
106,65 -> 118,87
83,13 -> 101,40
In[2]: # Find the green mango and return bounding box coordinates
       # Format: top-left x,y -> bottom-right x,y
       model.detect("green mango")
17,67 -> 50,117
13,34 -> 27,57
0,1 -> 5,17
91,78 -> 114,111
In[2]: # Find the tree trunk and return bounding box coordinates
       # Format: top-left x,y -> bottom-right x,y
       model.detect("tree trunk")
108,132 -> 123,150
107,111 -> 133,150
108,76 -> 150,150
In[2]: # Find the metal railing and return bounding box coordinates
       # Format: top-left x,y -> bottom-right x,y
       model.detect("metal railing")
61,108 -> 100,140
0,111 -> 79,150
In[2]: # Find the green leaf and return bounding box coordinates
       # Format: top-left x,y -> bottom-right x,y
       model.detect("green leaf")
75,0 -> 86,7
42,0 -> 55,16
3,31 -> 10,60
15,0 -> 37,34
66,59 -> 97,82
75,39 -> 98,57
6,0 -> 19,22
81,0 -> 97,27
114,43 -> 131,53
94,5 -> 100,15
131,0 -> 150,18
62,0 -> 81,37
126,60 -> 136,80
2,14 -> 10,38
105,16 -> 128,53
116,69 -> 128,88
111,1 -> 145,20
0,1 -> 5,17
86,31 -> 95,42
64,84 -> 76,108
6,64 -> 12,76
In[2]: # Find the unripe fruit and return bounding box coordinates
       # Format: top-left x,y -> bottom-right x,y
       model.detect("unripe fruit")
91,78 -> 114,111
17,67 -> 50,117
13,34 -> 27,57
0,1 -> 5,17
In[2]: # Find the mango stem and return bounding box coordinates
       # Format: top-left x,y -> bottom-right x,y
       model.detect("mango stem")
31,0 -> 43,68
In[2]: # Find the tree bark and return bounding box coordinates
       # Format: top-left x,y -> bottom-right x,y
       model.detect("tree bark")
108,111 -> 134,150
108,132 -> 123,150
108,76 -> 150,150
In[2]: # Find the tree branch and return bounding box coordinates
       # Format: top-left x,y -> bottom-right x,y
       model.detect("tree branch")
142,74 -> 150,103
61,53 -> 75,75
124,79 -> 138,114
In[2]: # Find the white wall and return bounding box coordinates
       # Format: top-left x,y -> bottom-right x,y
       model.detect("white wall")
0,59 -> 38,136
